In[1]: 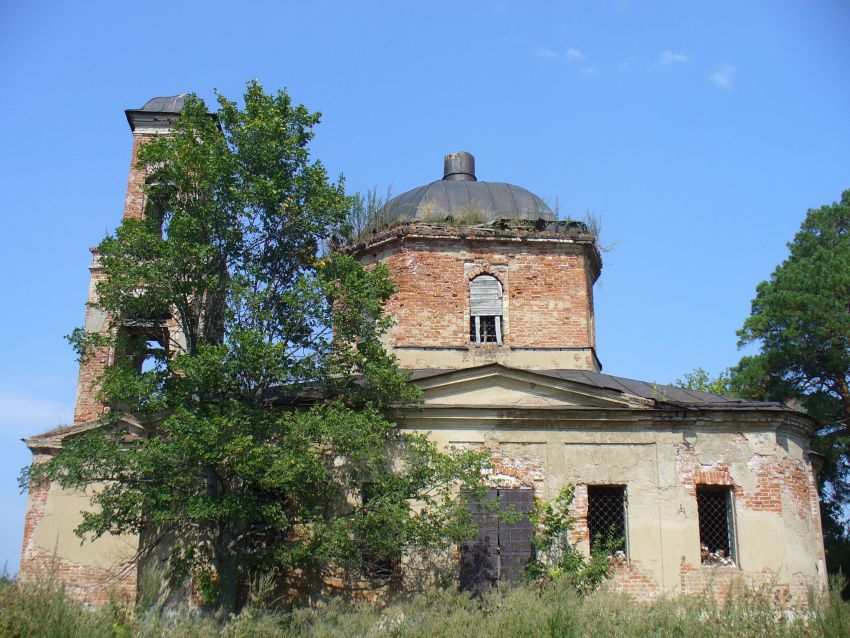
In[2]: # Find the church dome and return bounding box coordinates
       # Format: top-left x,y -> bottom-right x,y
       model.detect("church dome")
382,152 -> 556,225
139,94 -> 189,113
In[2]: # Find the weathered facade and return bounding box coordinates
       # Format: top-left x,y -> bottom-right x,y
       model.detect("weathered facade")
19,96 -> 828,607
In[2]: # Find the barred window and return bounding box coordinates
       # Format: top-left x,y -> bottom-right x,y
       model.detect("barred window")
696,486 -> 736,566
587,485 -> 627,555
469,275 -> 502,344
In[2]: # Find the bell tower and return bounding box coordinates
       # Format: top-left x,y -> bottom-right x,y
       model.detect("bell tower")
72,95 -> 187,424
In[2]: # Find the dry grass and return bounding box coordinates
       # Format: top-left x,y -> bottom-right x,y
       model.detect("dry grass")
1,572 -> 848,638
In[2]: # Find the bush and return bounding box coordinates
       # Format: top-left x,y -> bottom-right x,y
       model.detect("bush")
524,485 -> 620,593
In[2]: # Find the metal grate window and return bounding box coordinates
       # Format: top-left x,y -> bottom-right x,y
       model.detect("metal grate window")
696,486 -> 736,566
587,485 -> 627,554
469,316 -> 500,343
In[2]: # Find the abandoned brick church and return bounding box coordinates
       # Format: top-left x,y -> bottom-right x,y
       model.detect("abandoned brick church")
20,95 -> 827,606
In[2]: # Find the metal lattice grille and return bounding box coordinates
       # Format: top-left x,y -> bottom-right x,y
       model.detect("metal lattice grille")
697,487 -> 735,565
587,486 -> 626,553
469,316 -> 500,343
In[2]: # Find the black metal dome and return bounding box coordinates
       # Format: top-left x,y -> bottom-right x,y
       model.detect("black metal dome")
139,94 -> 189,113
382,152 -> 555,225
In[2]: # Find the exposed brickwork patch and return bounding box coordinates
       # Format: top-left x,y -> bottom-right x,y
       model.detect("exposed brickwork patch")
359,237 -> 597,352
609,560 -> 660,602
483,446 -> 545,497
19,546 -> 136,607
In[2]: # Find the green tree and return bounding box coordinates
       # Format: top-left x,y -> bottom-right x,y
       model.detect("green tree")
736,189 -> 850,591
22,82 -> 486,611
524,485 -> 619,592
673,367 -> 738,396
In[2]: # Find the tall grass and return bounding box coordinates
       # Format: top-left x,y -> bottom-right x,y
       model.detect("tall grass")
1,574 -> 848,638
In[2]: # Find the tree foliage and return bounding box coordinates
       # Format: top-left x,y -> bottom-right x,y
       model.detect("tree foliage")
524,486 -> 618,592
335,185 -> 394,246
22,82 -> 487,611
673,367 -> 737,396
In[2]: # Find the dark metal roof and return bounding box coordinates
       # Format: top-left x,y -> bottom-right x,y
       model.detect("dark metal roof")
384,181 -> 555,225
408,367 -> 797,412
382,153 -> 556,226
139,94 -> 189,113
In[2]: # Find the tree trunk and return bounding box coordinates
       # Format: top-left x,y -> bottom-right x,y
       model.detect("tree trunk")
216,549 -> 239,613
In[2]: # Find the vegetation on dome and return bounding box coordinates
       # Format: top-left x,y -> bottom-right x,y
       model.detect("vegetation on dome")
336,186 -> 600,250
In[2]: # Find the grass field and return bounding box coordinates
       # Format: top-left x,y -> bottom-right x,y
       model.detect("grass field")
2,573 -> 848,637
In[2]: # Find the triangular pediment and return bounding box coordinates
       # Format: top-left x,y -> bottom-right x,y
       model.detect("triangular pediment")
24,415 -> 147,451
413,364 -> 649,409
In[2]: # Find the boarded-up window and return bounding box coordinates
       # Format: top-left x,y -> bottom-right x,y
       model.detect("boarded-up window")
469,275 -> 503,344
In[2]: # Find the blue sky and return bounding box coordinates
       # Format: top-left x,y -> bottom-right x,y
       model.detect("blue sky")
0,0 -> 848,573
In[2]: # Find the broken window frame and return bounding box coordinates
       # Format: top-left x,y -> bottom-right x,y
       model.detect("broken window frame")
586,484 -> 629,561
469,274 -> 503,345
696,485 -> 738,567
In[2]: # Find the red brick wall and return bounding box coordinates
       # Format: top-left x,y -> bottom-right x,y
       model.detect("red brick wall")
72,252 -> 111,424
360,234 -> 597,352
122,134 -> 152,221
610,560 -> 660,602
73,130 -> 165,424
19,545 -> 137,606
675,441 -> 821,521
19,456 -> 50,578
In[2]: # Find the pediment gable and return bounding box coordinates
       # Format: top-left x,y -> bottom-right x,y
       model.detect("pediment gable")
413,365 -> 651,409
24,415 -> 147,451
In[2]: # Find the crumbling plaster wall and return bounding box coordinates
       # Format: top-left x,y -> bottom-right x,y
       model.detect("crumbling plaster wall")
19,455 -> 138,605
404,415 -> 826,605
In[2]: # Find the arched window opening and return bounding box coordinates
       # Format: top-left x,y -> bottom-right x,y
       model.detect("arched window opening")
469,274 -> 503,344
121,326 -> 169,374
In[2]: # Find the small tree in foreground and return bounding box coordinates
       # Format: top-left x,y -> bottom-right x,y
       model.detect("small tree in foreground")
21,82 -> 487,611
525,486 -> 619,592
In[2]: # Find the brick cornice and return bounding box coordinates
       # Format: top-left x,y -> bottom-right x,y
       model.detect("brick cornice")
342,223 -> 603,283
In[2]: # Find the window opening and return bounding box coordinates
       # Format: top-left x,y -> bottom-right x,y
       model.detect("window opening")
469,316 -> 500,343
587,485 -> 627,561
139,339 -> 164,373
469,274 -> 503,344
696,486 -> 736,566
123,327 -> 169,375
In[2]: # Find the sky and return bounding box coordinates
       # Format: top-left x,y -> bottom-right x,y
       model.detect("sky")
0,0 -> 848,574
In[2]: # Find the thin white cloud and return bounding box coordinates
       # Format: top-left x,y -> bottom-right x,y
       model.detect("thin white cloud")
659,50 -> 689,65
581,67 -> 600,76
565,48 -> 585,60
710,64 -> 737,89
532,48 -> 561,60
0,387 -> 73,439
